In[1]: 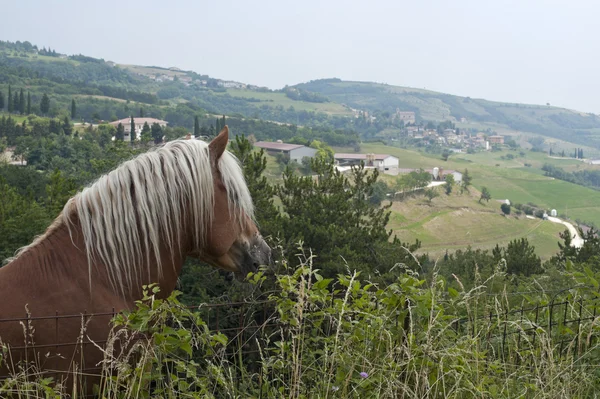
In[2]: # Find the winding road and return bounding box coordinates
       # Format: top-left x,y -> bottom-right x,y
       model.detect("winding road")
547,216 -> 584,248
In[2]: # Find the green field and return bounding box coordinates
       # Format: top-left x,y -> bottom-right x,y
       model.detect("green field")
219,89 -> 353,116
331,143 -> 600,256
387,189 -> 566,260
346,144 -> 600,226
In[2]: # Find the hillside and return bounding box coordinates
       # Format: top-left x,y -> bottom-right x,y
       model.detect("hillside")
295,79 -> 600,150
3,40 -> 600,154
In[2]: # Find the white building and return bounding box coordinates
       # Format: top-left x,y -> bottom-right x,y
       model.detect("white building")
254,141 -> 318,162
109,117 -> 168,141
334,153 -> 399,171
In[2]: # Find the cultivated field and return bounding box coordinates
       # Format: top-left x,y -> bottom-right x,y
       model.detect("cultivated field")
329,143 -> 599,257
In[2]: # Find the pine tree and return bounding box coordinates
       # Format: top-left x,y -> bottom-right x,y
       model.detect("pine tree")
71,99 -> 76,119
194,116 -> 200,137
26,92 -> 31,115
40,93 -> 50,115
479,186 -> 491,203
461,169 -> 472,193
130,116 -> 136,142
115,123 -> 125,141
18,89 -> 25,114
7,86 -> 12,113
0,91 -> 4,110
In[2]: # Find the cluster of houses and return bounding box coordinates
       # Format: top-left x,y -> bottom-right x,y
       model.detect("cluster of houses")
406,127 -> 504,151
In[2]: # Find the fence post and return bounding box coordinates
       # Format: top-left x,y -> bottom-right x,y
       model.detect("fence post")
55,310 -> 59,354
502,309 -> 508,361
549,300 -> 554,337
516,305 -> 524,364
576,299 -> 583,357
559,301 -> 568,357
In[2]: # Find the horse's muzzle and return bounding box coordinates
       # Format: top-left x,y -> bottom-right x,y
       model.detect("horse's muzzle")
237,235 -> 272,279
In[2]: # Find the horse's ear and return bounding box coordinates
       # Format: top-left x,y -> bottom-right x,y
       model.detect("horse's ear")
209,125 -> 229,165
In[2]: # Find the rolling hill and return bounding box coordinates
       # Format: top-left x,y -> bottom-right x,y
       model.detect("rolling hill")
3,40 -> 600,154
294,79 -> 600,151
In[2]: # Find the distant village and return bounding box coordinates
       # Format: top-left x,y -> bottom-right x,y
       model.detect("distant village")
351,109 -> 505,152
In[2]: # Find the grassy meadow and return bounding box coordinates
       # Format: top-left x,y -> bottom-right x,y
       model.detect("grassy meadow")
219,89 -> 353,115
330,143 -> 600,258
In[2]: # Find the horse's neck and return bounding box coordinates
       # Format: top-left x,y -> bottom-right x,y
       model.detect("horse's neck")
2,222 -> 94,298
5,219 -> 185,305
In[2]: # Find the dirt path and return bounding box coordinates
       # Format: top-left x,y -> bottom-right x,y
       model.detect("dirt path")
547,216 -> 584,248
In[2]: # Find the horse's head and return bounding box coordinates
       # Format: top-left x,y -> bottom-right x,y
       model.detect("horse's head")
191,126 -> 272,278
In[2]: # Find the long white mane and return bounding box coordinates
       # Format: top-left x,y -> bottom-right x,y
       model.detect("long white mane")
63,139 -> 254,297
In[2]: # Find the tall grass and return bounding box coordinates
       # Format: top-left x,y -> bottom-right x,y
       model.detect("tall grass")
2,256 -> 600,398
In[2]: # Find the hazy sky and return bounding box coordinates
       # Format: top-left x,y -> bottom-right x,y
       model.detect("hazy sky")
2,0 -> 599,113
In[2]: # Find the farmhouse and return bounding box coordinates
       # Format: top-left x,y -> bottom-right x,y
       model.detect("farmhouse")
254,141 -> 318,162
396,110 -> 416,125
334,153 -> 399,171
109,117 -> 168,141
488,135 -> 504,145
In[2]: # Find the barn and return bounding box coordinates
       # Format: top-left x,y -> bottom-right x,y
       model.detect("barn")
254,141 -> 318,162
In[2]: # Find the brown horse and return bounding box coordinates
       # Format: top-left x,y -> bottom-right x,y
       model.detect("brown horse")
0,126 -> 271,393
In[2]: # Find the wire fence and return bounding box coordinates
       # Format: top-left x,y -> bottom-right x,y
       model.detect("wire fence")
0,299 -> 279,381
2,291 -> 600,393
452,292 -> 600,363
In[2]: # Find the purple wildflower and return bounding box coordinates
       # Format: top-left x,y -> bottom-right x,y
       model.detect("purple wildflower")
360,371 -> 369,378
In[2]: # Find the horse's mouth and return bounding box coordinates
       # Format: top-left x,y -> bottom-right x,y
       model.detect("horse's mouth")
208,236 -> 273,280
235,236 -> 273,279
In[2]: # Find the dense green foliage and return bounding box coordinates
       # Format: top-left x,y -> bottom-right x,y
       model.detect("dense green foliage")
542,162 -> 600,190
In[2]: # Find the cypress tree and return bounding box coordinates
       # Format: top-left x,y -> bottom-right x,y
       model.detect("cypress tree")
13,92 -> 19,114
18,89 -> 25,114
116,123 -> 125,141
0,91 -> 4,110
130,116 -> 136,142
139,107 -> 144,118
7,86 -> 12,113
62,116 -> 72,135
71,99 -> 76,119
40,93 -> 50,115
26,92 -> 31,114
194,116 -> 200,137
